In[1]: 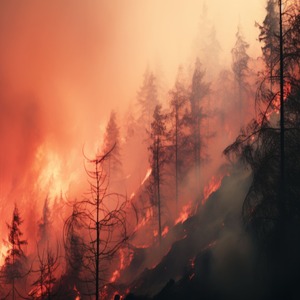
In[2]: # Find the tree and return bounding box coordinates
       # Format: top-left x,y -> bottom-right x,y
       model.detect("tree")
168,66 -> 190,212
224,0 -> 300,253
38,197 -> 52,247
63,205 -> 85,295
257,0 -> 280,90
189,58 -> 209,191
137,69 -> 159,132
102,111 -> 123,186
231,25 -> 250,118
29,245 -> 60,300
64,148 -> 128,300
1,205 -> 28,300
148,104 -> 168,244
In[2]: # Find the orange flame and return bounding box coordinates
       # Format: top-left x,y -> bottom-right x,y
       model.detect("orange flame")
141,168 -> 152,185
202,175 -> 223,205
73,284 -> 81,300
175,202 -> 192,225
110,270 -> 121,283
162,226 -> 169,237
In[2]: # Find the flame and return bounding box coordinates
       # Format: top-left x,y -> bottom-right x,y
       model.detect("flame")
175,202 -> 192,225
141,168 -> 152,185
134,206 -> 154,232
34,145 -> 78,202
0,243 -> 9,265
110,248 -> 134,283
73,285 -> 81,300
202,175 -> 223,205
162,226 -> 169,237
110,270 -> 121,283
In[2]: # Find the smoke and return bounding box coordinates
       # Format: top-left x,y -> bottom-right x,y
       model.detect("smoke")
0,0 -> 267,296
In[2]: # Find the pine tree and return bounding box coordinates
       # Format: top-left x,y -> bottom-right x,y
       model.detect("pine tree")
102,110 -> 123,182
1,205 -> 28,300
148,104 -> 168,244
189,58 -> 209,191
257,0 -> 280,89
137,69 -> 159,132
231,25 -> 250,118
168,66 -> 190,212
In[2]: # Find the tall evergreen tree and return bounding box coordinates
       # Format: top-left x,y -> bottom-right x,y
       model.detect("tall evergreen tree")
231,25 -> 250,118
189,58 -> 209,191
168,66 -> 190,212
257,0 -> 280,89
137,69 -> 159,132
1,205 -> 28,300
102,110 -> 123,182
149,104 -> 168,244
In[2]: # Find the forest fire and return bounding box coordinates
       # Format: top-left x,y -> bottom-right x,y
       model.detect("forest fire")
1,0 -> 299,299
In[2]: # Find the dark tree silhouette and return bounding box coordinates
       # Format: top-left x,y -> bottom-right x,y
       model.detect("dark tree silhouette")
29,245 -> 60,300
257,0 -> 280,90
38,197 -> 52,247
168,66 -> 190,212
137,69 -> 159,132
148,104 -> 168,245
102,110 -> 123,185
64,148 -> 128,300
231,25 -> 250,120
188,58 -> 209,191
0,205 -> 28,300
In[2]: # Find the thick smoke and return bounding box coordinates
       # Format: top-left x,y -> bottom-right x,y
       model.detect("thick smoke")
0,0 -> 267,298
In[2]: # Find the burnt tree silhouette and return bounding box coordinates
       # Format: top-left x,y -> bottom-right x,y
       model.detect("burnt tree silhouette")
137,69 -> 159,132
188,58 -> 209,193
29,245 -> 60,300
0,205 -> 28,300
148,104 -> 168,245
102,111 -> 123,184
231,25 -> 250,122
64,147 -> 128,300
168,67 -> 189,213
257,0 -> 280,90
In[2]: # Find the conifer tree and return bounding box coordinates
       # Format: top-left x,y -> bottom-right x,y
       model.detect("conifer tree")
102,110 -> 123,182
231,26 -> 250,117
168,66 -> 189,212
189,58 -> 209,191
148,104 -> 168,244
1,205 -> 28,300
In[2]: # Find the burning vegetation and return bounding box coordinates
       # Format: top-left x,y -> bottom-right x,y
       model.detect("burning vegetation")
1,0 -> 300,299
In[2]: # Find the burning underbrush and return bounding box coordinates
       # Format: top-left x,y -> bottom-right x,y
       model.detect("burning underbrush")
104,165 -> 252,299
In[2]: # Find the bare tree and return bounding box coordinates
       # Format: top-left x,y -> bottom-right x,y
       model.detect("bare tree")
29,245 -> 60,300
64,147 -> 128,300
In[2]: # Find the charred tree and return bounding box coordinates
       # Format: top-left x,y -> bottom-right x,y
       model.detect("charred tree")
64,147 -> 128,300
29,245 -> 60,300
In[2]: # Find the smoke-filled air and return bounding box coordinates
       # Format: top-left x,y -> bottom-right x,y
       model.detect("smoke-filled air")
1,0 -> 300,299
